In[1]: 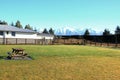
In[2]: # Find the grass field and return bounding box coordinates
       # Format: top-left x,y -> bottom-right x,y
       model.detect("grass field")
0,45 -> 120,80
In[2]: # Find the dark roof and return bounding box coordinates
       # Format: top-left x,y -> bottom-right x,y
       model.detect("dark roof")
37,33 -> 54,37
0,25 -> 36,33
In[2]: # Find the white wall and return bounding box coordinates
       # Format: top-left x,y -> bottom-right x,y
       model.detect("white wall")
15,32 -> 38,39
0,35 -> 3,38
3,31 -> 38,39
37,35 -> 54,40
3,31 -> 54,40
0,31 -> 54,40
4,31 -> 11,38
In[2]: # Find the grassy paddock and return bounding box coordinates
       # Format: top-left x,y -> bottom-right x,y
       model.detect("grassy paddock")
0,45 -> 120,80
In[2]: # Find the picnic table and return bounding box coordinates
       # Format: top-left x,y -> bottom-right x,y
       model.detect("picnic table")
12,48 -> 25,55
7,48 -> 27,58
6,48 -> 31,60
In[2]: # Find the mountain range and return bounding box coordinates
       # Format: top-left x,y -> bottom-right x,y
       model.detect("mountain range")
54,27 -> 103,35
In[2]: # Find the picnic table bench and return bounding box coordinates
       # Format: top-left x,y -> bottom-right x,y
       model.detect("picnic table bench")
12,48 -> 25,55
6,48 -> 33,60
7,48 -> 27,59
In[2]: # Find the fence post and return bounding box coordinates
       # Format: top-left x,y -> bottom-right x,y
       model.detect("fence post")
64,39 -> 65,44
25,39 -> 27,44
50,39 -> 51,45
35,39 -> 36,45
16,38 -> 17,45
100,42 -> 102,46
6,38 -> 8,45
115,34 -> 118,47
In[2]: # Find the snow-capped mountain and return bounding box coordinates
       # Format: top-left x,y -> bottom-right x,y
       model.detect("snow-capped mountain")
55,27 -> 79,35
54,27 -> 103,35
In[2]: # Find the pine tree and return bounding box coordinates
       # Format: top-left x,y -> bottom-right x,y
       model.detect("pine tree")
43,28 -> 48,34
25,24 -> 33,30
84,29 -> 90,36
103,29 -> 110,36
49,28 -> 54,35
11,22 -> 14,26
0,20 -> 8,25
115,26 -> 120,35
2,21 -> 8,25
15,20 -> 23,28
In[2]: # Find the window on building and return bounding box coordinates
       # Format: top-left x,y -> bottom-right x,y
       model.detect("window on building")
0,31 -> 3,35
11,32 -> 16,36
6,31 -> 9,35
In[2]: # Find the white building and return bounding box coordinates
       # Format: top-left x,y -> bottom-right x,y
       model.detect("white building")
0,25 -> 54,44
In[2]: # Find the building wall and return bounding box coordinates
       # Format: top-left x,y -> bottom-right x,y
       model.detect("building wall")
15,32 -> 38,39
3,31 -> 54,39
38,35 -> 54,40
0,35 -> 3,38
4,31 -> 38,39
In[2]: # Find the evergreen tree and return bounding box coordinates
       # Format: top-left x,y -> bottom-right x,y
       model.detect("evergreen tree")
115,26 -> 120,35
43,28 -> 48,34
34,27 -> 37,32
15,20 -> 22,28
84,29 -> 90,36
11,22 -> 14,26
0,20 -> 8,25
102,29 -> 111,44
2,21 -> 8,25
103,29 -> 110,36
25,24 -> 33,30
49,28 -> 54,35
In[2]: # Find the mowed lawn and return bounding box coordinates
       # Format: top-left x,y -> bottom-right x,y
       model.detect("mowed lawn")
0,45 -> 120,80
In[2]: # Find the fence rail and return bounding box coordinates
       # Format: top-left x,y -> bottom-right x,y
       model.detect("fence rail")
54,38 -> 120,47
0,38 -> 120,47
0,38 -> 53,45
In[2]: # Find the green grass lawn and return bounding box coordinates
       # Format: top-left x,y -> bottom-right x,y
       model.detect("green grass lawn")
0,45 -> 120,80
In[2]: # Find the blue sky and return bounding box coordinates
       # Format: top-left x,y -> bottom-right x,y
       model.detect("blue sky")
0,0 -> 120,32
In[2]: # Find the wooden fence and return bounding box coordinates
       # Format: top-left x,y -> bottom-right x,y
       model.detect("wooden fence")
54,38 -> 120,47
0,38 -> 120,47
0,38 -> 53,45
84,40 -> 120,47
54,38 -> 84,45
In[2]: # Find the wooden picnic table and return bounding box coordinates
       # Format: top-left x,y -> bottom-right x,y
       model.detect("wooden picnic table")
7,48 -> 28,60
12,48 -> 25,55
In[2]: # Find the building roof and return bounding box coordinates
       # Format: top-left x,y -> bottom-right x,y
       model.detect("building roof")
0,25 -> 36,33
37,33 -> 54,37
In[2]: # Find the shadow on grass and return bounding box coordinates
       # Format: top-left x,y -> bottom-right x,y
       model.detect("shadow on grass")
0,56 -> 34,60
0,56 -> 6,60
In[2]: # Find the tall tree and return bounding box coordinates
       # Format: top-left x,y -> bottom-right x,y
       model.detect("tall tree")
84,29 -> 90,36
103,29 -> 110,36
43,28 -> 48,34
49,28 -> 54,35
34,27 -> 37,32
102,29 -> 111,45
115,26 -> 120,47
2,21 -> 8,25
0,20 -> 8,25
15,20 -> 22,28
25,24 -> 33,30
11,22 -> 14,26
115,26 -> 120,35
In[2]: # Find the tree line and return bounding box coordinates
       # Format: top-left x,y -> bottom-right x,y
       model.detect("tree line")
84,26 -> 120,36
0,20 -> 54,35
83,26 -> 120,46
1,20 -> 120,36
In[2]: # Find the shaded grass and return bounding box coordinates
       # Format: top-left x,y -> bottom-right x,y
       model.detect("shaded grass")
0,45 -> 120,80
